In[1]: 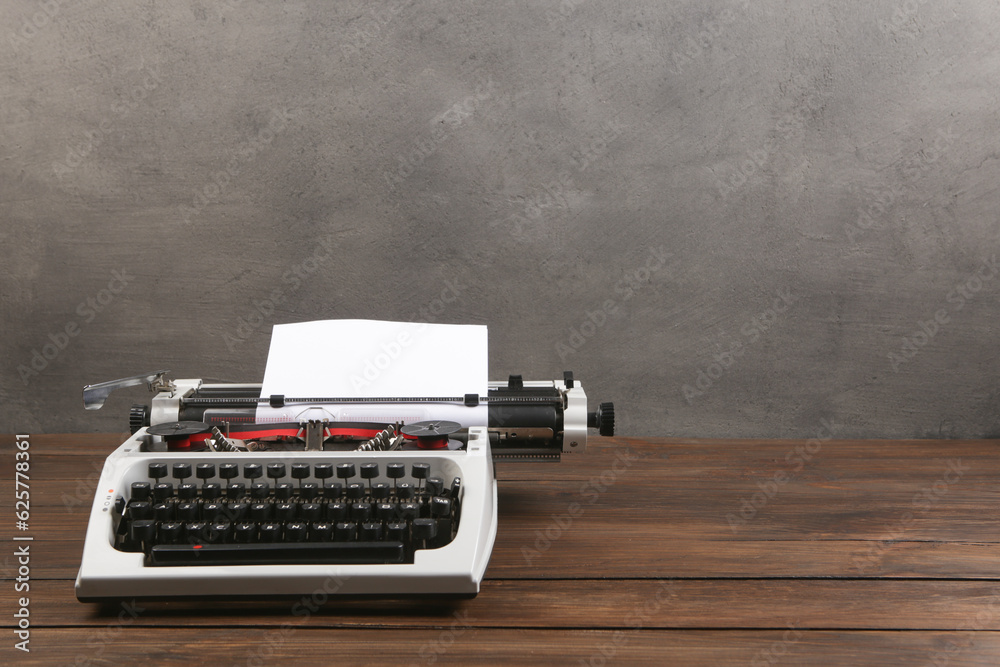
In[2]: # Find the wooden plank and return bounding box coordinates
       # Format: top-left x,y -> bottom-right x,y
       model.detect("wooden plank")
7,579 -> 1000,631
4,628 -> 1000,667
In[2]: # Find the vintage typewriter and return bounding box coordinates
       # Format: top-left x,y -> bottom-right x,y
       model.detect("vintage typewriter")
75,324 -> 613,601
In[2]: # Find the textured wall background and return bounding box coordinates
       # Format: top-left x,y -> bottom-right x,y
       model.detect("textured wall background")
2,0 -> 998,438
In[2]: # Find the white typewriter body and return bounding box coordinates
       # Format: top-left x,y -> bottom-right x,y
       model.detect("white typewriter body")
75,426 -> 497,600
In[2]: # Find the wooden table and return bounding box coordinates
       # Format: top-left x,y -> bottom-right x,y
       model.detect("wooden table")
3,433 -> 1000,665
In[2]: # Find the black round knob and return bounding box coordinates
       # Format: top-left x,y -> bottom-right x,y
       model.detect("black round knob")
336,463 -> 356,480
129,501 -> 152,520
266,463 -> 286,480
275,483 -> 294,501
202,483 -> 222,500
129,404 -> 150,435
313,464 -> 333,480
152,483 -> 174,501
334,522 -> 357,541
285,522 -> 307,541
359,522 -> 382,541
588,402 -> 616,437
350,502 -> 372,523
386,462 -> 405,479
177,483 -> 197,500
234,523 -> 256,543
309,522 -> 333,541
411,463 -> 430,480
291,463 -> 310,480
130,519 -> 155,543
172,463 -> 192,480
158,522 -> 182,544
346,483 -> 364,500
259,523 -> 281,542
250,503 -> 273,523
427,477 -> 444,496
244,464 -> 263,480
148,463 -> 168,481
430,497 -> 452,517
360,462 -> 379,480
196,463 -> 216,480
250,482 -> 270,500
372,483 -> 390,500
219,464 -> 239,480
300,483 -> 320,500
299,503 -> 322,522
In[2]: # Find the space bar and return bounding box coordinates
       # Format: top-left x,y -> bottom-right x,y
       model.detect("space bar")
150,542 -> 406,566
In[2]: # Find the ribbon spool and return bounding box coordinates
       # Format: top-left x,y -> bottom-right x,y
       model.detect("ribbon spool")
400,420 -> 462,450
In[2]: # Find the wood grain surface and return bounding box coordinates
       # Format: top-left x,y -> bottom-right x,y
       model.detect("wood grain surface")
3,434 -> 1000,665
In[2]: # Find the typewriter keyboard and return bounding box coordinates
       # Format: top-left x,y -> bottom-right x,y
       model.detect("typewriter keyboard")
114,460 -> 462,566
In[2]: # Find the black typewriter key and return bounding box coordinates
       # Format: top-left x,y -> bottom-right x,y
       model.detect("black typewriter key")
153,502 -> 174,521
259,523 -> 281,542
233,522 -> 257,543
397,483 -> 415,500
206,522 -> 231,544
309,522 -> 333,541
202,482 -> 222,500
359,522 -> 382,541
227,502 -> 249,522
322,482 -> 343,500
411,462 -> 430,484
178,483 -> 198,500
219,463 -> 239,482
326,501 -> 348,522
346,482 -> 365,501
158,521 -> 182,544
274,502 -> 296,522
334,522 -> 357,541
266,463 -> 286,480
375,502 -> 396,522
300,482 -> 320,500
449,477 -> 462,500
386,522 -> 407,541
386,462 -> 405,483
360,462 -> 379,482
399,502 -> 420,521
177,502 -> 199,521
249,502 -> 273,523
226,482 -> 246,500
130,519 -> 155,545
350,502 -> 372,523
430,496 -> 451,517
172,463 -> 192,481
251,481 -> 271,500
196,463 -> 216,481
275,483 -> 294,501
299,503 -> 322,522
153,482 -> 174,502
336,463 -> 356,480
129,501 -> 152,520
413,518 -> 437,542
244,463 -> 263,481
372,483 -> 390,500
291,462 -> 310,481
285,522 -> 307,541
427,477 -> 445,496
130,482 -> 151,502
184,522 -> 208,543
148,462 -> 168,481
203,502 -> 224,522
313,463 -> 333,481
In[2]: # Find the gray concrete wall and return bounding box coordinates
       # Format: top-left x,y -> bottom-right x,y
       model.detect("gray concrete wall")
2,0 -> 998,438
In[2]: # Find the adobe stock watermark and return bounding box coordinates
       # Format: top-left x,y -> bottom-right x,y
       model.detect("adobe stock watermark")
220,232 -> 340,351
877,0 -> 930,40
668,0 -> 750,75
17,269 -> 132,385
65,600 -> 146,667
498,120 -> 623,243
925,592 -> 1000,667
845,125 -> 957,244
7,0 -> 67,51
555,245 -> 670,362
888,254 -> 997,372
578,581 -> 676,667
682,287 -> 798,404
52,62 -> 164,181
853,458 -> 970,573
408,610 -> 475,666
234,573 -> 352,667
522,447 -> 641,565
352,280 -> 466,391
726,417 -> 840,531
178,107 -> 299,224
384,78 -> 495,192
749,622 -> 804,667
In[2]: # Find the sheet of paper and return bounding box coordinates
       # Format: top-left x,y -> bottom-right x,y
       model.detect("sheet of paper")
255,319 -> 488,426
